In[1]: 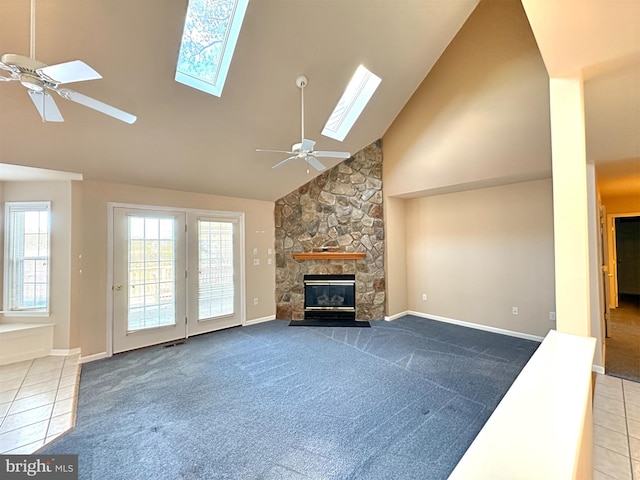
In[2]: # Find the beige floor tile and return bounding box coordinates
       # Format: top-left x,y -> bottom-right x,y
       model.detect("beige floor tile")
14,380 -> 59,400
598,374 -> 623,387
0,404 -> 54,434
629,418 -> 640,441
595,394 -> 627,417
595,424 -> 631,457
594,445 -> 633,480
0,419 -> 48,453
630,436 -> 640,462
58,374 -> 78,389
22,371 -> 61,388
0,401 -> 11,418
632,459 -> 640,480
0,389 -> 18,405
0,360 -> 32,375
52,397 -> 75,417
4,438 -> 45,454
47,412 -> 73,437
0,377 -> 24,393
597,383 -> 625,402
594,407 -> 628,435
0,368 -> 30,382
594,469 -> 616,479
627,402 -> 640,423
55,384 -> 77,402
61,365 -> 79,377
7,391 -> 56,416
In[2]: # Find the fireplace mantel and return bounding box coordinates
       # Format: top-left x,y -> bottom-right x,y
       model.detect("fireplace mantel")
293,252 -> 366,261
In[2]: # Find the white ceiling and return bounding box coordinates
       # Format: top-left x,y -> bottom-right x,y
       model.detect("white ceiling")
0,0 -> 638,200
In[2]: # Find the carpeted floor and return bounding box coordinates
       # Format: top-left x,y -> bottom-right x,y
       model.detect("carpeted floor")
40,316 -> 539,479
606,294 -> 640,383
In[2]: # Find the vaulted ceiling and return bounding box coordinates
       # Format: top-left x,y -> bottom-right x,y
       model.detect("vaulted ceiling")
0,0 -> 638,201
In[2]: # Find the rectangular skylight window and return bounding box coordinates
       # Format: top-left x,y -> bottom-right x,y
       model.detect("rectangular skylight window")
175,0 -> 249,97
322,65 -> 382,142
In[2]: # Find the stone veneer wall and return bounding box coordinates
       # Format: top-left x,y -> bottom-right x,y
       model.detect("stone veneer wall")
274,139 -> 385,321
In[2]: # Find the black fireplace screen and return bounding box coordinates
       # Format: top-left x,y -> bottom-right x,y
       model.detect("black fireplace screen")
304,274 -> 356,313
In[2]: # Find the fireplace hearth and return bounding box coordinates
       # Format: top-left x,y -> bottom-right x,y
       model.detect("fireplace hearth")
304,274 -> 356,321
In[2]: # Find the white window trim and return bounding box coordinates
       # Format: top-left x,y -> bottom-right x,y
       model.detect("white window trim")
3,201 -> 51,317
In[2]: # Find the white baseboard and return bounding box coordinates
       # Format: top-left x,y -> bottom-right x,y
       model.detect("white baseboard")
245,315 -> 275,326
80,352 -> 108,364
592,364 -> 605,374
385,311 -> 409,321
406,311 -> 545,342
50,348 -> 81,357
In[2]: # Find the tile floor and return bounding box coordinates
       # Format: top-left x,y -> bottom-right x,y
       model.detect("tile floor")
0,354 -> 80,454
594,373 -> 640,479
0,357 -> 637,478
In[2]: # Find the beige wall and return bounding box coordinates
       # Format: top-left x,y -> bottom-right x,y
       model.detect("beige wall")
79,180 -> 275,357
383,0 -> 551,199
601,193 -> 640,215
404,180 -> 555,338
1,181 -> 74,350
383,196 -> 407,317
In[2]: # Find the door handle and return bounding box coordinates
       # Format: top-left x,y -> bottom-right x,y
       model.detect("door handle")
114,284 -> 123,291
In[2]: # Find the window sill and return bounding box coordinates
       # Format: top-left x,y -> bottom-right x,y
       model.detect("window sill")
1,311 -> 50,318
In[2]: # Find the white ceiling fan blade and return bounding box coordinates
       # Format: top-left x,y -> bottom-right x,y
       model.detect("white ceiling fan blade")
38,60 -> 102,84
272,156 -> 298,169
313,151 -> 351,159
58,89 -> 137,124
306,155 -> 326,171
0,74 -> 15,81
301,138 -> 316,152
27,90 -> 64,122
256,148 -> 294,154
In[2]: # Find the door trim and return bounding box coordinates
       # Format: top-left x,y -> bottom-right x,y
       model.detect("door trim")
606,211 -> 640,309
106,202 -> 246,357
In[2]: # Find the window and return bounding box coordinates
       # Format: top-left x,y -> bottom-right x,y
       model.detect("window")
4,202 -> 50,314
175,0 -> 249,97
322,65 -> 382,142
198,219 -> 234,319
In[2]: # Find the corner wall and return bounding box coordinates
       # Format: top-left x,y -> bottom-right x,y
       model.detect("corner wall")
404,179 -> 555,338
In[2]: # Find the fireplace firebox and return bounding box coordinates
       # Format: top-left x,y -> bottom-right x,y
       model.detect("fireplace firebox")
303,274 -> 356,321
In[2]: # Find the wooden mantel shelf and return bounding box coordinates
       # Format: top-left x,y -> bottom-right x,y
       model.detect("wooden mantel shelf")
293,252 -> 366,261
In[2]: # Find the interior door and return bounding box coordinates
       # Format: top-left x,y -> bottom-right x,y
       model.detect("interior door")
186,213 -> 243,336
113,207 -> 187,353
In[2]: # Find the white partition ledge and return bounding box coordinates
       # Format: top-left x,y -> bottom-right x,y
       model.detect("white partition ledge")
0,323 -> 55,365
449,329 -> 596,480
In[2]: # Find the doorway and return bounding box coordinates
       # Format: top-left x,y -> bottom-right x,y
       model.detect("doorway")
605,213 -> 640,382
109,204 -> 245,354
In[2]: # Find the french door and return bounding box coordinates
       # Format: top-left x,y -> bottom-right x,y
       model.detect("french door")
111,206 -> 243,354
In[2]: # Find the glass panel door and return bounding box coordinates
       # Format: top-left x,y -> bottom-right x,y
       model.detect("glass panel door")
113,208 -> 186,353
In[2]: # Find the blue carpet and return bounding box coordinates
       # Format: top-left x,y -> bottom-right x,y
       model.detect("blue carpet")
40,315 -> 539,479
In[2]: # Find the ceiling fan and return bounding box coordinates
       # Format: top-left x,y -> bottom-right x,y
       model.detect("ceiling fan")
256,75 -> 350,172
0,0 -> 136,124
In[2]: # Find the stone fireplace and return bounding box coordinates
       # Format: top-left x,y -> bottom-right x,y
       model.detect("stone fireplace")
274,140 -> 385,321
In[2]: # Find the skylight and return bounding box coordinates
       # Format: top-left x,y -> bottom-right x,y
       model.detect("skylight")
175,0 -> 249,97
322,65 -> 382,142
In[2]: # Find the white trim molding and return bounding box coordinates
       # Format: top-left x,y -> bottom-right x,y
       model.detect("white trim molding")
80,352 -> 108,364
592,364 -> 605,374
406,311 -> 545,342
384,311 -> 409,322
50,348 -> 81,357
245,315 -> 275,326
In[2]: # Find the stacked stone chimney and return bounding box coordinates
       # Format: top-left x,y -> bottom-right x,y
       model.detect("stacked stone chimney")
274,139 -> 385,320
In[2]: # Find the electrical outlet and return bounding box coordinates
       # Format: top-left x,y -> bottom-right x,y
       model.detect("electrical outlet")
267,248 -> 272,255
252,248 -> 258,255
253,259 -> 260,266
267,258 -> 272,265
512,306 -> 519,315
422,293 -> 427,301
549,311 -> 556,321
253,298 -> 258,305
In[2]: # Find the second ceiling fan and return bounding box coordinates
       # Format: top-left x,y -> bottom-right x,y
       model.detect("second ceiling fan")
256,75 -> 350,172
